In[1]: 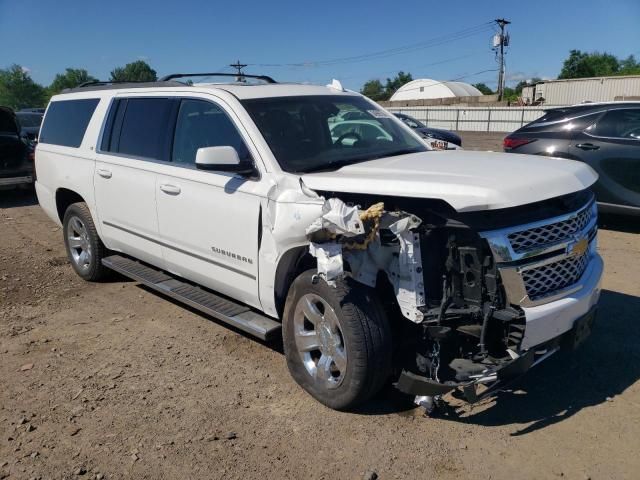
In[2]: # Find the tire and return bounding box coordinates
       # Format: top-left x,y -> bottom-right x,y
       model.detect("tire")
282,269 -> 392,410
62,202 -> 110,281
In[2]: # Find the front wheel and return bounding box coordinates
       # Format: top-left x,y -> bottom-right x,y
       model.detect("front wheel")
282,270 -> 392,410
62,202 -> 110,281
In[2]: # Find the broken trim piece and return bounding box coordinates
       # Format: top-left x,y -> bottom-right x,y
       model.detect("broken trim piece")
309,242 -> 343,286
306,197 -> 426,322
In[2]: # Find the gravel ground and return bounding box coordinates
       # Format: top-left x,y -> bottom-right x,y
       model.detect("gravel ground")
1,142 -> 639,479
458,131 -> 505,151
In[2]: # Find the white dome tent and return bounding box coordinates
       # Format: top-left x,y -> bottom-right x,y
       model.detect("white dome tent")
389,78 -> 483,101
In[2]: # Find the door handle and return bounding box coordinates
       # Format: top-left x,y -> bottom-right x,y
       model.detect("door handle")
97,169 -> 112,179
159,183 -> 181,195
575,143 -> 600,151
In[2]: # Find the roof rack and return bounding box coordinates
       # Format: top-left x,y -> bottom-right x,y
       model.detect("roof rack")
77,80 -> 150,88
159,72 -> 277,84
62,80 -> 186,93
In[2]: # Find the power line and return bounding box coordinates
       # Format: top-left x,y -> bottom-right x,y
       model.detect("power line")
250,21 -> 495,68
333,52 -> 483,81
383,68 -> 500,95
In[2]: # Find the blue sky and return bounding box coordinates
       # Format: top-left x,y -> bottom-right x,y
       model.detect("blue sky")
1,0 -> 639,90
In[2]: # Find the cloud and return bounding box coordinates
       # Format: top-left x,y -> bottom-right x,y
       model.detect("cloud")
21,66 -> 31,74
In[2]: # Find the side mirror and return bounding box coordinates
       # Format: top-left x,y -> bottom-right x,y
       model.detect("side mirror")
195,146 -> 254,175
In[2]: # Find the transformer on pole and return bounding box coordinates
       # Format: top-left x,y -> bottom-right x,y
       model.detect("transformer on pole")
494,18 -> 511,101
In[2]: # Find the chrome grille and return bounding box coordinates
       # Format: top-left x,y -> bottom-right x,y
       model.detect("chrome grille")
508,204 -> 593,253
522,252 -> 590,301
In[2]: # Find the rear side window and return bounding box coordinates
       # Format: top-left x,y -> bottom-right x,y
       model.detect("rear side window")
39,99 -> 99,147
591,109 -> 640,139
102,98 -> 175,160
172,99 -> 250,164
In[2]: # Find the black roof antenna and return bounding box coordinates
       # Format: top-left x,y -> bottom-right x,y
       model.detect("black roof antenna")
230,60 -> 248,82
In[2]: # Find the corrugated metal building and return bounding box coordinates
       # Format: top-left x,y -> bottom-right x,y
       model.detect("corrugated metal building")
521,75 -> 640,105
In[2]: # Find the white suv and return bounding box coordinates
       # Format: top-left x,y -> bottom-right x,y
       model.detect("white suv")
35,74 -> 603,411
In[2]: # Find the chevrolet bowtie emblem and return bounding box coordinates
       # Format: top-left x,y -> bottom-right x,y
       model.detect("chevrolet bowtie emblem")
568,237 -> 589,257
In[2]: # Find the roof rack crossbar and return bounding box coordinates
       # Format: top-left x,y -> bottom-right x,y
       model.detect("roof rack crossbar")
159,72 -> 277,84
77,80 -> 153,88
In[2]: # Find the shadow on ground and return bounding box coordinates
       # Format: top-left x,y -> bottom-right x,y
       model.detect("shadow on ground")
599,213 -> 640,234
0,187 -> 38,209
430,289 -> 640,434
134,277 -> 640,422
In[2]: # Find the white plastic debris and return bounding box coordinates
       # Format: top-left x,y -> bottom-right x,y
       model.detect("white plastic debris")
309,242 -> 344,285
305,198 -> 364,237
326,79 -> 345,92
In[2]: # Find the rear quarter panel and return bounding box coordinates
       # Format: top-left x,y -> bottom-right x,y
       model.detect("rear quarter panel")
35,95 -> 111,229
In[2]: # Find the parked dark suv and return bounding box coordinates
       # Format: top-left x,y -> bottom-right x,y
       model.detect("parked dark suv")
1,106 -> 33,187
504,102 -> 640,215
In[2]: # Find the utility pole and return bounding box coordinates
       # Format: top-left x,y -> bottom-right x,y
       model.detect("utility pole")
494,18 -> 511,101
229,60 -> 247,81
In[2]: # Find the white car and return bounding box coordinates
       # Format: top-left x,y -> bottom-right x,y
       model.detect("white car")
34,74 -> 602,411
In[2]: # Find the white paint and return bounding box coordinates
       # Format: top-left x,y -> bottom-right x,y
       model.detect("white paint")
35,79 -> 601,337
302,150 -> 598,212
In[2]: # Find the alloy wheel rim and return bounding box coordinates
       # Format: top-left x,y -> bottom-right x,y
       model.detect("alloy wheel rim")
293,293 -> 347,389
66,216 -> 92,270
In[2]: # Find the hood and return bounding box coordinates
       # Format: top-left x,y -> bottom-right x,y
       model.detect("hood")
301,150 -> 597,212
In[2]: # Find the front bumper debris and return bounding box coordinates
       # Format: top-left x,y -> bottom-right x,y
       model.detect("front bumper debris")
396,306 -> 597,403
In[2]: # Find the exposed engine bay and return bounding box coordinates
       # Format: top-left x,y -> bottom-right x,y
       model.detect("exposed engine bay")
305,192 -> 533,403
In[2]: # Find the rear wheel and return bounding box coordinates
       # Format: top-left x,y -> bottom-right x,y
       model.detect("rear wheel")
282,270 -> 392,410
62,202 -> 110,281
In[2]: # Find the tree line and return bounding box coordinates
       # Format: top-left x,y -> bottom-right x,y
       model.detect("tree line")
2,50 -> 639,109
361,50 -> 640,102
0,60 -> 157,110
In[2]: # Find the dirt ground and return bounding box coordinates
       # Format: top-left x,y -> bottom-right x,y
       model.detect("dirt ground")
458,131 -> 505,151
2,144 -> 640,479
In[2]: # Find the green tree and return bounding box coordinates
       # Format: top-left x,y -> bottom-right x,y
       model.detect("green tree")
0,64 -> 46,109
502,87 -> 518,102
110,60 -> 157,82
619,55 -> 640,75
514,77 -> 542,94
384,71 -> 413,99
48,68 -> 98,96
558,50 -> 620,79
472,82 -> 493,95
361,79 -> 386,101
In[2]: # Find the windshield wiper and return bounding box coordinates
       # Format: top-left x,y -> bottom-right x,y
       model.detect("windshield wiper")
298,148 -> 424,174
368,148 -> 423,160
298,158 -> 367,174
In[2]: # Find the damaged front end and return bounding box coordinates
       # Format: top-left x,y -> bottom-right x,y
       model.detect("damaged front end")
305,193 -> 537,405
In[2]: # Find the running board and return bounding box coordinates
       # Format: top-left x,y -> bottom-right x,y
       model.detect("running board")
102,255 -> 281,341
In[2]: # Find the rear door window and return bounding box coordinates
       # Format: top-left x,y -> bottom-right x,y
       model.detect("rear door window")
39,99 -> 99,147
591,109 -> 640,140
106,98 -> 175,160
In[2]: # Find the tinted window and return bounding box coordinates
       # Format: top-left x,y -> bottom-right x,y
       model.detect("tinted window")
16,113 -> 43,128
172,99 -> 250,164
592,109 -> 640,139
39,99 -> 99,147
115,98 -> 174,159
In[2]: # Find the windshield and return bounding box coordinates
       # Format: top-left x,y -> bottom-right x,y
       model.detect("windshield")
397,114 -> 425,129
242,95 -> 426,173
